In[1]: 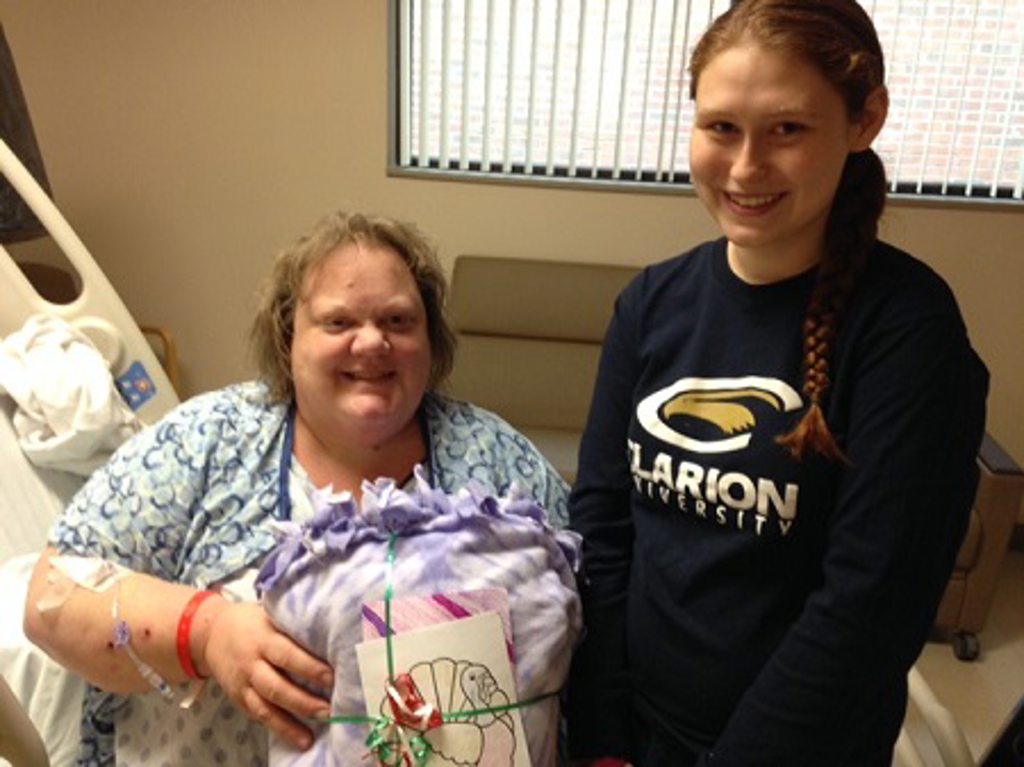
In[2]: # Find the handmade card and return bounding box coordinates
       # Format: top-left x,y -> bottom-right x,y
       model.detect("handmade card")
361,587 -> 516,665
355,611 -> 532,767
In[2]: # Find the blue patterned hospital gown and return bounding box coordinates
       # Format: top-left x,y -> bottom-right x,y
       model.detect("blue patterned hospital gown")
50,381 -> 569,766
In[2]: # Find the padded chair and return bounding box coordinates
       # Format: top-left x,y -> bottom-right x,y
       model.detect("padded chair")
447,254 -> 1024,658
0,674 -> 49,767
447,255 -> 638,483
933,434 -> 1024,660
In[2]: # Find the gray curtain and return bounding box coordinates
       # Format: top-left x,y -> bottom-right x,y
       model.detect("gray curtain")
0,22 -> 50,243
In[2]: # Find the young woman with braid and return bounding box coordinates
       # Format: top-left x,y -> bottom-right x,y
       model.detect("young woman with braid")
565,1 -> 989,765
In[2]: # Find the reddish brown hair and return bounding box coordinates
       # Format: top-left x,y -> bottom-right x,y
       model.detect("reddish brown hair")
690,0 -> 888,461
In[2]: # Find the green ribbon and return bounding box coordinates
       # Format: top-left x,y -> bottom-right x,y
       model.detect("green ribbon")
384,531 -> 397,683
325,690 -> 558,727
322,532 -> 557,766
364,716 -> 430,767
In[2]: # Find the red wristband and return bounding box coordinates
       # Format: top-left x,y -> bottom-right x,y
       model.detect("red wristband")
176,590 -> 217,679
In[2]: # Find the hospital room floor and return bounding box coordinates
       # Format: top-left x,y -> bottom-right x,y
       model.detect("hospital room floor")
913,546 -> 1024,761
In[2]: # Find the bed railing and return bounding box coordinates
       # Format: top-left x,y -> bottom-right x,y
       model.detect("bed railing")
0,137 -> 178,425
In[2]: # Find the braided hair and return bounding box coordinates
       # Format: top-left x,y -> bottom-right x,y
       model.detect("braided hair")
689,0 -> 889,461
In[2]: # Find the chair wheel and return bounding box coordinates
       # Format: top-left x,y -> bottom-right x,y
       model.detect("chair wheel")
952,631 -> 980,661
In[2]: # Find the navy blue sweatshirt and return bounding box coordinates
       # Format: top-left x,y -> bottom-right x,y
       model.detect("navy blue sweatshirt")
567,239 -> 988,766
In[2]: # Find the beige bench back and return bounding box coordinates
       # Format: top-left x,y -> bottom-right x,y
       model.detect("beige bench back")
446,255 -> 638,480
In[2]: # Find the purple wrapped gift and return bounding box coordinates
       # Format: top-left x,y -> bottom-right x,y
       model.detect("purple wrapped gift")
256,467 -> 582,767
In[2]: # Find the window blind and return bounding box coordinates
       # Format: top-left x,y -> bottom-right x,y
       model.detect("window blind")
394,0 -> 1024,201
868,0 -> 1024,199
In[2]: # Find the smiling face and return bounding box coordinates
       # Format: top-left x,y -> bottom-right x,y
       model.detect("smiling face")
690,40 -> 882,283
290,241 -> 432,451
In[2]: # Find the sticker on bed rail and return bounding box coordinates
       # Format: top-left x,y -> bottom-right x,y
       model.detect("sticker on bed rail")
115,361 -> 157,410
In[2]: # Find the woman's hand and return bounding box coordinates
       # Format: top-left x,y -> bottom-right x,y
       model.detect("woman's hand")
195,601 -> 334,751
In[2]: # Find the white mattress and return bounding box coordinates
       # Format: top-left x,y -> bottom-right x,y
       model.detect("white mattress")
0,399 -> 86,767
0,397 -> 83,562
0,554 -> 85,767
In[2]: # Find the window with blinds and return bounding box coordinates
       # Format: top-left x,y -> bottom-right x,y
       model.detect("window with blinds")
390,0 -> 1024,202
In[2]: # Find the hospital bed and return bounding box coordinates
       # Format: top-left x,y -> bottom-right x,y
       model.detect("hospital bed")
0,135 -> 179,766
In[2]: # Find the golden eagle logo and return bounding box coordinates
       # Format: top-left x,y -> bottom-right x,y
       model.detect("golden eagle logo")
636,376 -> 803,453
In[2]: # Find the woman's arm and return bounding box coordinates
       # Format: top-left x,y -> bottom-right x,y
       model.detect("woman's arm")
22,391 -> 335,751
567,290 -> 644,761
701,312 -> 988,765
24,546 -> 210,695
24,546 -> 334,750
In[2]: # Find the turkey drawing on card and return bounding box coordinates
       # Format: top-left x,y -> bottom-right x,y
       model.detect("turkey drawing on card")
355,611 -> 531,767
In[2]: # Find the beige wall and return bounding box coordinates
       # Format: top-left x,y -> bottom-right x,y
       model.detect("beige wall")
3,1 -> 1022,480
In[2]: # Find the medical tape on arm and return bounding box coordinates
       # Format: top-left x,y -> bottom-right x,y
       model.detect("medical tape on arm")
35,555 -> 130,612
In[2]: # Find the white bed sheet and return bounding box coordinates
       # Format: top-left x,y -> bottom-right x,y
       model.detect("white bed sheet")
1,398 -> 87,767
0,397 -> 82,561
0,554 -> 85,767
